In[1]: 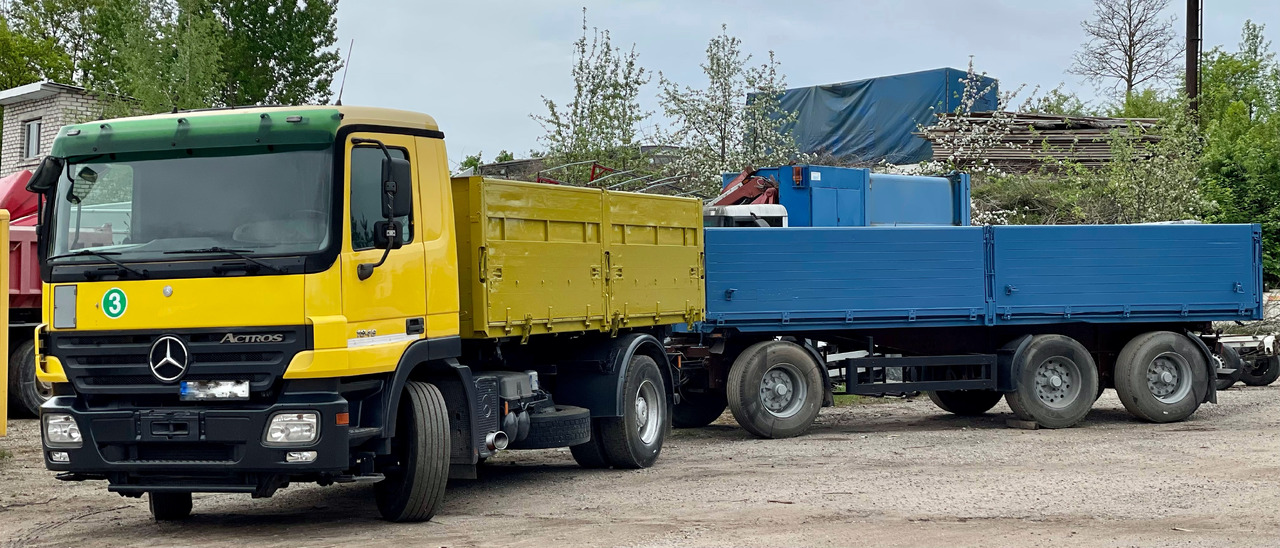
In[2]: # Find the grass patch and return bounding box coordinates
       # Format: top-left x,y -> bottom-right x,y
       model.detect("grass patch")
0,449 -> 12,460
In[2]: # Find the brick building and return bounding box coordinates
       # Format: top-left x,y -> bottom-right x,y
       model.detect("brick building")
0,81 -> 103,176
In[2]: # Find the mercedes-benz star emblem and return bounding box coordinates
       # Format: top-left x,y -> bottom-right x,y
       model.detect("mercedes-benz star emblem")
148,335 -> 190,383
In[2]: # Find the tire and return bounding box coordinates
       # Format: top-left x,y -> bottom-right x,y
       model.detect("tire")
1114,332 -> 1207,423
376,381 -> 450,522
569,419 -> 611,469
148,492 -> 192,521
726,341 -> 824,439
598,354 -> 668,469
1241,355 -> 1280,387
927,390 -> 1003,416
508,405 -> 591,449
672,388 -> 728,428
1004,335 -> 1099,429
9,341 -> 51,417
1215,344 -> 1245,391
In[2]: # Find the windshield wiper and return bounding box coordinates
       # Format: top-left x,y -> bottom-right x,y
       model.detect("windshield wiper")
163,247 -> 285,274
47,249 -> 148,279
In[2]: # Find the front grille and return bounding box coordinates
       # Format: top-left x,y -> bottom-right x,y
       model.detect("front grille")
52,326 -> 309,396
108,443 -> 237,463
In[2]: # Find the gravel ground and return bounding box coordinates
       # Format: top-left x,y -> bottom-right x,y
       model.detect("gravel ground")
2,386 -> 1278,548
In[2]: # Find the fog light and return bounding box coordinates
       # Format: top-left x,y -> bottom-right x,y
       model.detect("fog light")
286,451 -> 317,463
49,451 -> 70,463
264,412 -> 319,446
44,414 -> 83,448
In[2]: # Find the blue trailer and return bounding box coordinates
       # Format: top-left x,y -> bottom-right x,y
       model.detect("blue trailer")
672,166 -> 1262,437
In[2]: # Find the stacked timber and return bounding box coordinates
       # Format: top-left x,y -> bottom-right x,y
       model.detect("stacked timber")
918,112 -> 1160,172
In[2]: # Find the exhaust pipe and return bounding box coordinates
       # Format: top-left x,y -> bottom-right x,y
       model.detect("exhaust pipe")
485,431 -> 509,451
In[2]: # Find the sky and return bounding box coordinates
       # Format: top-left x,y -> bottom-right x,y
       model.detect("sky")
333,1 -> 1280,169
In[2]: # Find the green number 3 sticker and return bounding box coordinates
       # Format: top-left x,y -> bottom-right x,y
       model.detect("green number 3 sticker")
102,288 -> 127,319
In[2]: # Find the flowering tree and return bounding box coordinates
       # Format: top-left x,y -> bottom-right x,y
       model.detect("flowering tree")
657,26 -> 804,197
533,9 -> 650,185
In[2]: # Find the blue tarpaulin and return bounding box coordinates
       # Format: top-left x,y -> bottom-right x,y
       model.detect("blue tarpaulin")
773,68 -> 998,164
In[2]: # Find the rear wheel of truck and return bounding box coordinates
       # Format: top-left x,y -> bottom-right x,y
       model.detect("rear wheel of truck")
1114,332 -> 1207,423
1241,355 -> 1280,386
727,341 -> 824,439
672,388 -> 727,428
1004,335 -> 1099,429
376,381 -> 451,522
597,354 -> 668,469
927,390 -> 1003,416
1214,344 -> 1245,391
9,341 -> 52,417
148,492 -> 192,521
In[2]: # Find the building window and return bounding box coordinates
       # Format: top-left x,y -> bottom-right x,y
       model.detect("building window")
23,119 -> 43,159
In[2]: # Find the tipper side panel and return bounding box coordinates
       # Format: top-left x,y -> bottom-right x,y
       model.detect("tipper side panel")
452,176 -> 705,339
605,191 -> 705,330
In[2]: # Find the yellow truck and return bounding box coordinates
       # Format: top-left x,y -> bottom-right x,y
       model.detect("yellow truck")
25,106 -> 703,521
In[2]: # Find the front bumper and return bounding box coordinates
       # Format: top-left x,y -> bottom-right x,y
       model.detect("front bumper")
42,392 -> 351,494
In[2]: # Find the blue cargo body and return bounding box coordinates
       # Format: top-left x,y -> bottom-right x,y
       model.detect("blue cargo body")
703,224 -> 1262,332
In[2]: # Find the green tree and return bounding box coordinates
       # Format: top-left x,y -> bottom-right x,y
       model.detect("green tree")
1104,87 -> 1181,118
1026,86 -> 1093,117
213,0 -> 342,106
658,25 -> 804,196
458,152 -> 483,172
109,0 -> 224,113
534,9 -> 650,186
493,150 -> 514,163
0,11 -> 71,89
4,0 -> 106,84
1198,21 -> 1280,284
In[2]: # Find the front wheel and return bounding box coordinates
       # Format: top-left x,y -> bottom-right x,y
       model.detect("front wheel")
596,354 -> 668,469
1114,332 -> 1207,423
375,381 -> 451,522
1004,335 -> 1099,429
726,341 -> 824,439
148,492 -> 192,521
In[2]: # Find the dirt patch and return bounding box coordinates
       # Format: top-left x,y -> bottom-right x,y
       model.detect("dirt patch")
3,387 -> 1278,547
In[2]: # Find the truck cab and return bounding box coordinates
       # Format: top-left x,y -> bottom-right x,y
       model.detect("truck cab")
29,106 -> 695,522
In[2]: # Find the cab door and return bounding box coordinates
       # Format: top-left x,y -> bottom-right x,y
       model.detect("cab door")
340,132 -> 427,367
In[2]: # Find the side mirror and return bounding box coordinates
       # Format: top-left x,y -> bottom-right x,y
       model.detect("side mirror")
27,156 -> 65,193
381,157 -> 413,218
373,220 -> 403,250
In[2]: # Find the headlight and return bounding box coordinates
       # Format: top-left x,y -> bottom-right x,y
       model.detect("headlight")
44,414 -> 83,448
264,412 -> 319,446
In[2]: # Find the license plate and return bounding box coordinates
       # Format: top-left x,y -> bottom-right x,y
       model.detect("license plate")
180,380 -> 250,401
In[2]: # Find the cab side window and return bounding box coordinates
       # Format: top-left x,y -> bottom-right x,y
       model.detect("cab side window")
350,146 -> 413,250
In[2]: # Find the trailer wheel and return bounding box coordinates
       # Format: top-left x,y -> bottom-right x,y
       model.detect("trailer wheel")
927,390 -> 1003,416
1114,332 -> 1207,423
1214,344 -> 1245,391
375,381 -> 450,522
597,354 -> 668,469
727,341 -> 823,439
1241,355 -> 1280,387
1004,335 -> 1098,429
9,341 -> 51,417
672,388 -> 728,428
148,492 -> 192,521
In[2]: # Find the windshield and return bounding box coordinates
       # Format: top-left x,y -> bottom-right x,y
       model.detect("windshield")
50,148 -> 333,263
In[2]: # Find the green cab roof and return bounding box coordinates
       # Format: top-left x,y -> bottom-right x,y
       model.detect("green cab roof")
50,107 -> 343,158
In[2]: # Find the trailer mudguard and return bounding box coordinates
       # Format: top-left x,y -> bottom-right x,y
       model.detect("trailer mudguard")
995,334 -> 1034,393
553,332 -> 675,418
1184,331 -> 1218,405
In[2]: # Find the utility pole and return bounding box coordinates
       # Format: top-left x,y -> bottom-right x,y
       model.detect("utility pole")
1186,0 -> 1202,121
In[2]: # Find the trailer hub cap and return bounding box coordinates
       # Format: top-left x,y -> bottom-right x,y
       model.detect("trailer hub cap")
760,363 -> 807,419
1034,357 -> 1081,409
1147,352 -> 1192,403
